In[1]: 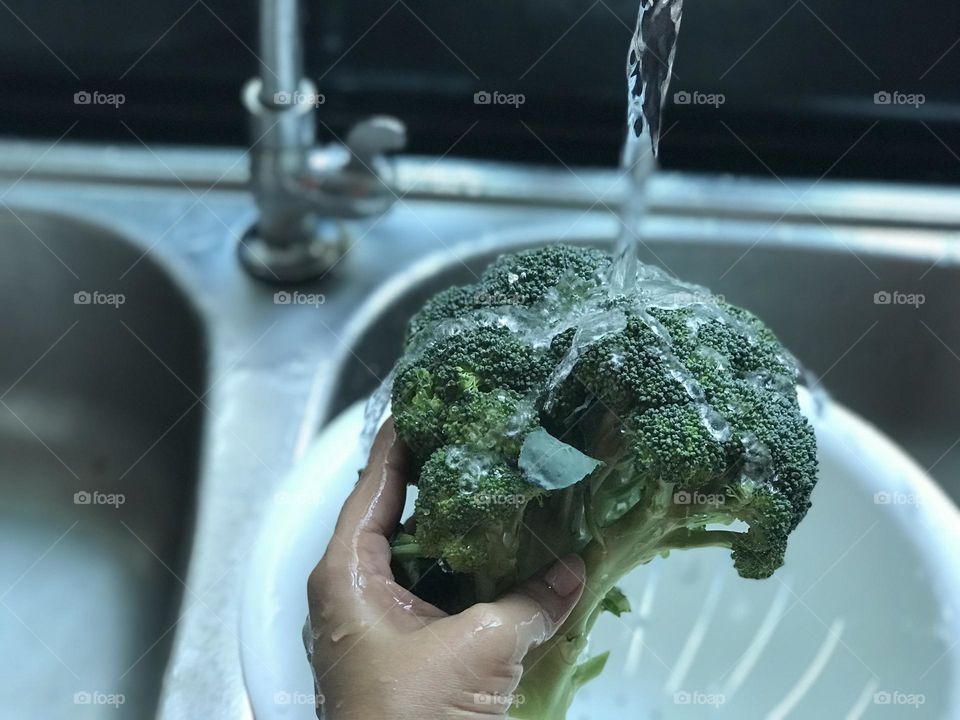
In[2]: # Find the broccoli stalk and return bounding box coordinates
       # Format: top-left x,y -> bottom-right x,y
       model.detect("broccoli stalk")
386,245 -> 818,719
513,479 -> 780,718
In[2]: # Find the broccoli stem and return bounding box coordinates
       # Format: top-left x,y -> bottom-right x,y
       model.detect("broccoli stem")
390,542 -> 423,561
511,493 -> 739,720
510,535 -> 659,719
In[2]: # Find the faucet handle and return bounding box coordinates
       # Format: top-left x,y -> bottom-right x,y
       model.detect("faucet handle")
345,116 -> 407,171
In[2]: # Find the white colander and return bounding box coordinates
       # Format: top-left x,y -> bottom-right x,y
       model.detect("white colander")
241,395 -> 960,719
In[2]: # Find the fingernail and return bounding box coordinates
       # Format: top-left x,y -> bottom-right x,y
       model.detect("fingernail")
544,555 -> 584,597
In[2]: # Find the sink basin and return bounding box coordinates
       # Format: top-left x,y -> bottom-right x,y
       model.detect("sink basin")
1,141 -> 957,719
324,235 -> 960,500
0,209 -> 205,718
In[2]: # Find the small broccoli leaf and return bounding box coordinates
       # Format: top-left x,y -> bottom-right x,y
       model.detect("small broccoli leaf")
599,586 -> 631,617
518,428 -> 603,491
572,651 -> 610,688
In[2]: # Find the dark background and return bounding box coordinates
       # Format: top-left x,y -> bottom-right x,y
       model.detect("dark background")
1,0 -> 958,182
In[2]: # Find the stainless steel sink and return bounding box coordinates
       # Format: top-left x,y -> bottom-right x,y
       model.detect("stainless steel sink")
0,140 -> 957,719
0,209 -> 205,718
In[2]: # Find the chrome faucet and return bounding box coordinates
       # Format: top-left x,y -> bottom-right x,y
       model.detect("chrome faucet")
239,0 -> 406,283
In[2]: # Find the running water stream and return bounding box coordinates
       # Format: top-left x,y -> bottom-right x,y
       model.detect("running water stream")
609,0 -> 685,291
360,0 -> 690,455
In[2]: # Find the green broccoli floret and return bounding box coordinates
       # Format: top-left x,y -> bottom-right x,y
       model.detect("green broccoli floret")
392,325 -> 550,460
388,244 -> 818,720
411,447 -> 545,597
408,244 -> 612,337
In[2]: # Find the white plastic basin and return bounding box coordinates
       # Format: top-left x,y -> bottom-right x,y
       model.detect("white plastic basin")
241,395 -> 960,719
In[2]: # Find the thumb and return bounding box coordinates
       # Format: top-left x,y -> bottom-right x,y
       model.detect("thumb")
479,555 -> 586,660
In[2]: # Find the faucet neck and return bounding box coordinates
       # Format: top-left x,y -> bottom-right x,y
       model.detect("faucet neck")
258,0 -> 304,107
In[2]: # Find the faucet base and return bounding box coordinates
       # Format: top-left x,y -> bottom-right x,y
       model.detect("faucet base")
238,220 -> 352,283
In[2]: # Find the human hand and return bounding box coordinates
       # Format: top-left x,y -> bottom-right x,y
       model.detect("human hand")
305,419 -> 585,719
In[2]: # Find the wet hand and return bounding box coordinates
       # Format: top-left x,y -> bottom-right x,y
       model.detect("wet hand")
305,419 -> 585,719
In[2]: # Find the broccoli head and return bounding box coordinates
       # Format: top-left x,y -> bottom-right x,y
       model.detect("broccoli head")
387,244 -> 818,719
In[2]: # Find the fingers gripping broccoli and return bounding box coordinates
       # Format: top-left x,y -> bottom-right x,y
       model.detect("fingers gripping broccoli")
388,244 -> 818,719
